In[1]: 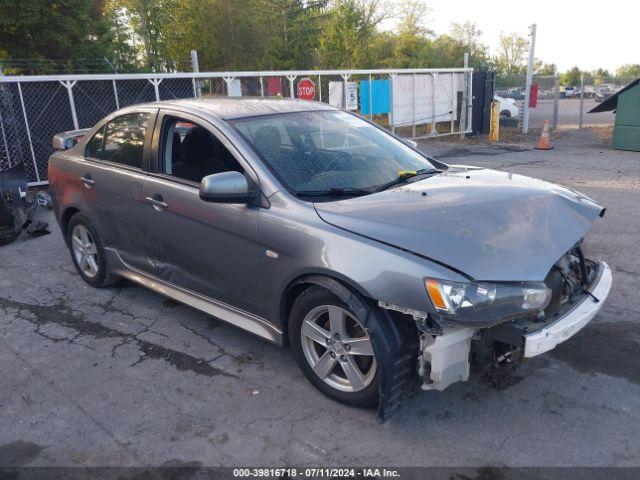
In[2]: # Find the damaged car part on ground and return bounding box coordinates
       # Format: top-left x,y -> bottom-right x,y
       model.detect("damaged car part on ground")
47,98 -> 612,420
0,163 -> 50,246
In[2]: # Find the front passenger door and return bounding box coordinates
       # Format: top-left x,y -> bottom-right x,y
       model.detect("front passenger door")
143,112 -> 264,317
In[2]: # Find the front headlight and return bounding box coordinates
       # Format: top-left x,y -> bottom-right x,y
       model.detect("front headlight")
425,278 -> 551,324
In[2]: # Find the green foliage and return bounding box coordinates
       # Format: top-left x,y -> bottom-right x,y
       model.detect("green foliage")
495,32 -> 528,75
2,0 -> 630,78
616,64 -> 640,82
0,0 -> 113,73
561,66 -> 581,86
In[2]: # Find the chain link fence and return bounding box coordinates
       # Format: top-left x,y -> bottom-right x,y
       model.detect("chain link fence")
494,73 -> 628,133
0,68 -> 472,184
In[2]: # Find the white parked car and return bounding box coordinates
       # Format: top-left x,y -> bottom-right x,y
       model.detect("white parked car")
495,96 -> 519,118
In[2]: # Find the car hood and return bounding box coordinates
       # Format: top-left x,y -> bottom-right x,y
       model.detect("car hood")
314,167 -> 605,282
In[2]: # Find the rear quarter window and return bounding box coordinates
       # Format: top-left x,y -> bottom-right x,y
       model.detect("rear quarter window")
85,127 -> 105,159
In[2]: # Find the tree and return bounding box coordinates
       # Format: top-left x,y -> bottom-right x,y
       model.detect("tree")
104,0 -> 143,71
561,66 -> 581,86
450,21 -> 481,49
535,61 -> 556,76
0,0 -> 113,74
449,21 -> 489,67
495,32 -> 528,75
317,0 -> 386,68
616,64 -> 640,82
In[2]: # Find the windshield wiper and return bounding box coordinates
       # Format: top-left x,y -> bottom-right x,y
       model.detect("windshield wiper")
293,187 -> 373,197
374,168 -> 442,192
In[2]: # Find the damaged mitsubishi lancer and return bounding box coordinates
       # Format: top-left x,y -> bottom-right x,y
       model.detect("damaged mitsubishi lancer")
48,98 -> 612,419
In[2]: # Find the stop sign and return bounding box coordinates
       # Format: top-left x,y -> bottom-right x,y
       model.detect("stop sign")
296,78 -> 316,100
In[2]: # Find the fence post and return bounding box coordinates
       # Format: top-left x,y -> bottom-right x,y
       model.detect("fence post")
368,73 -> 373,120
223,77 -> 232,96
191,50 -> 201,97
318,75 -> 322,102
148,78 -> 162,101
112,80 -> 120,109
389,73 -> 396,133
450,72 -> 455,134
260,76 -> 264,97
431,72 -> 437,137
522,23 -> 537,134
579,73 -> 584,129
461,53 -> 469,138
412,73 -> 416,137
341,74 -> 350,110
287,76 -> 296,99
61,81 -> 79,130
17,82 -> 39,182
552,71 -> 560,129
468,70 -> 474,134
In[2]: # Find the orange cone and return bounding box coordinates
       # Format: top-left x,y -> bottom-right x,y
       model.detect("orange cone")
535,119 -> 553,150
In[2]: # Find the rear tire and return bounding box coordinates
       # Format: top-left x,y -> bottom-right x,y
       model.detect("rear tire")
67,212 -> 118,288
290,287 -> 379,407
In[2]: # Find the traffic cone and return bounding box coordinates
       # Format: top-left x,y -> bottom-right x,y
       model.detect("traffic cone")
535,119 -> 553,150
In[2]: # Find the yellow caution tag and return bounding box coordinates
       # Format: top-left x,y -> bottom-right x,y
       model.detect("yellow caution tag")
398,170 -> 417,177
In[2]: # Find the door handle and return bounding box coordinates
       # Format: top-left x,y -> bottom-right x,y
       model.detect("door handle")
145,195 -> 168,211
80,175 -> 95,187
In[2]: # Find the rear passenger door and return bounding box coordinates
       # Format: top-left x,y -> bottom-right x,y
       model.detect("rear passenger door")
143,110 -> 264,317
81,109 -> 156,273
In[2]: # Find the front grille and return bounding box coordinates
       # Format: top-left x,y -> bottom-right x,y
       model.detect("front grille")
543,244 -> 596,317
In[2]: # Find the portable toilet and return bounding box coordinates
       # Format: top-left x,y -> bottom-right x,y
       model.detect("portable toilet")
589,79 -> 640,152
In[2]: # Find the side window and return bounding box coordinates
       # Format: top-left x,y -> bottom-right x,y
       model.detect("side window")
85,126 -> 105,159
101,112 -> 151,169
160,116 -> 242,183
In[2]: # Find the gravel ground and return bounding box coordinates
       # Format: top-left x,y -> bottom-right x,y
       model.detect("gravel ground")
0,129 -> 639,469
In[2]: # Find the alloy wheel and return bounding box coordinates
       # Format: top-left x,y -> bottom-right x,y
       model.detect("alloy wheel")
71,224 -> 99,278
300,305 -> 376,392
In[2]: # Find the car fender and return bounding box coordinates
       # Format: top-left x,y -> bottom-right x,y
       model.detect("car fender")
282,272 -> 420,422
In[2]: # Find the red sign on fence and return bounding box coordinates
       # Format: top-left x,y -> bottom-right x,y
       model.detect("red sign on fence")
529,83 -> 539,108
297,78 -> 316,100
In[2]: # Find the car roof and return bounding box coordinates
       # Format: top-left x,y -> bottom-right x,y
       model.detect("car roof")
144,97 -> 337,120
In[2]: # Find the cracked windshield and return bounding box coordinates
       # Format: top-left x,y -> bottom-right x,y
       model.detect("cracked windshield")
232,110 -> 437,196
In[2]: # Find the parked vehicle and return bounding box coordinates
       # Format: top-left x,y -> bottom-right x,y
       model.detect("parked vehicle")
505,88 -> 525,100
495,95 -> 519,118
48,98 -> 612,418
595,84 -> 616,103
561,86 -> 576,98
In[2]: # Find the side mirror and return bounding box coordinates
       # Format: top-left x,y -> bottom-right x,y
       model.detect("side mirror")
405,139 -> 418,148
199,171 -> 255,204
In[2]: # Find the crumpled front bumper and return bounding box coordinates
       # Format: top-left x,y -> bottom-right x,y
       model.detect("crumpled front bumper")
417,262 -> 612,392
523,261 -> 612,357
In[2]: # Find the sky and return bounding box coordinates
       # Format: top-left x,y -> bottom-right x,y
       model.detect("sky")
382,0 -> 639,72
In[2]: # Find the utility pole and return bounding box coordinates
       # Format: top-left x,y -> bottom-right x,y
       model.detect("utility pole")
552,70 -> 560,129
191,50 -> 201,97
522,23 -> 537,134
579,73 -> 585,128
461,52 -> 469,139
190,50 -> 199,73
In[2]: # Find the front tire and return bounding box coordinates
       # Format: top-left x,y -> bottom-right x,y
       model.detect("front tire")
290,287 -> 379,407
67,212 -> 117,288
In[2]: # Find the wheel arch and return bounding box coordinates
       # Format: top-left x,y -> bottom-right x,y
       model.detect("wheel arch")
60,206 -> 81,241
280,271 -> 420,422
279,273 -> 371,347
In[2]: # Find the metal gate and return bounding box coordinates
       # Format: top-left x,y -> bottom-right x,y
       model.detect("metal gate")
0,68 -> 473,184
